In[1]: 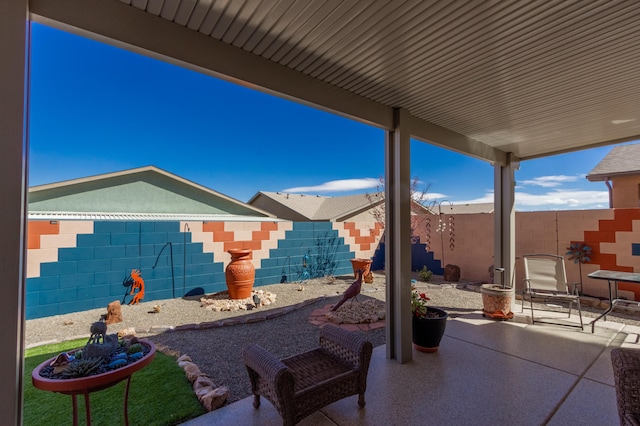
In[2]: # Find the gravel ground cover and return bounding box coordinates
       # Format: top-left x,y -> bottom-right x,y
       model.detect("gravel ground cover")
25,271 -> 640,404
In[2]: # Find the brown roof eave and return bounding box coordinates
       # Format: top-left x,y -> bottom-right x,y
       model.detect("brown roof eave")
586,170 -> 640,182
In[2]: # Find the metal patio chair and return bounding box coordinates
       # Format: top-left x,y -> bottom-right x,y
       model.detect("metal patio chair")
522,254 -> 583,330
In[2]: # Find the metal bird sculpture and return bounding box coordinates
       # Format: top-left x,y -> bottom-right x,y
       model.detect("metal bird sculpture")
331,269 -> 364,311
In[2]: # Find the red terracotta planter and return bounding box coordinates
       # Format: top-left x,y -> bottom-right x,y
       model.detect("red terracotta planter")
350,258 -> 372,278
32,340 -> 156,426
226,249 -> 255,299
32,340 -> 156,394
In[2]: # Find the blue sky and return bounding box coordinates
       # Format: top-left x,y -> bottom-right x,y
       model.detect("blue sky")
28,23 -> 625,211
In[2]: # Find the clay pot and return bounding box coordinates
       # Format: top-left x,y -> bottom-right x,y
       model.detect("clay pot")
481,284 -> 514,320
350,258 -> 372,279
225,249 -> 255,299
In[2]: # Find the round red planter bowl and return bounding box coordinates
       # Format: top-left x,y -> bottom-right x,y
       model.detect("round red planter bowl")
32,340 -> 156,394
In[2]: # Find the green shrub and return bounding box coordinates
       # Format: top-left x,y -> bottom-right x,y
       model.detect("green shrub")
418,266 -> 432,282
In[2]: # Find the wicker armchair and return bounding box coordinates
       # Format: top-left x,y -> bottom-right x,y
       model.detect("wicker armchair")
611,348 -> 640,425
242,325 -> 373,426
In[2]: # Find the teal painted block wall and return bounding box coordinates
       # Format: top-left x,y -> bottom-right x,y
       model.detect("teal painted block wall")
26,220 -> 362,319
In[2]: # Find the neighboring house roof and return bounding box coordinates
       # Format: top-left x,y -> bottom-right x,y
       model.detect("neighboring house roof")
248,191 -> 379,221
448,203 -> 494,214
27,212 -> 279,222
586,144 -> 640,181
28,166 -> 274,219
248,191 -> 435,221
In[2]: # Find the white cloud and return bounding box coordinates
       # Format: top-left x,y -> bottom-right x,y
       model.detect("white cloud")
515,189 -> 609,209
453,192 -> 495,205
455,189 -> 609,211
518,175 -> 580,188
426,193 -> 448,200
283,178 -> 380,193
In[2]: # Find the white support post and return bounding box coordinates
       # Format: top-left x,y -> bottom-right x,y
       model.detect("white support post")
493,153 -> 519,291
0,1 -> 29,423
385,108 -> 413,363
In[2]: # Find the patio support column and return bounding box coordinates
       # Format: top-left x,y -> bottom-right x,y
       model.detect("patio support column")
0,0 -> 29,424
493,153 -> 520,290
385,108 -> 412,363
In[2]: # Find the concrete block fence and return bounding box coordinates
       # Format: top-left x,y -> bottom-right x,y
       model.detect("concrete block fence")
25,207 -> 640,319
26,219 -> 383,319
415,208 -> 640,301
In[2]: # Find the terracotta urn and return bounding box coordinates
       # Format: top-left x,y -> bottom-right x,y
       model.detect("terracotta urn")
350,258 -> 372,279
225,249 -> 255,299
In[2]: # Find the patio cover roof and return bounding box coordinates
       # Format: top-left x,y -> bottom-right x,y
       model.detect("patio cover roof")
29,0 -> 640,164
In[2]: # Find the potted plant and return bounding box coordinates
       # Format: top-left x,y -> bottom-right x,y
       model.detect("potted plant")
481,267 -> 514,320
411,288 -> 448,353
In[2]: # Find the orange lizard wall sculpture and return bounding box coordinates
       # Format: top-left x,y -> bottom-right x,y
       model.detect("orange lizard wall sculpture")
129,269 -> 145,305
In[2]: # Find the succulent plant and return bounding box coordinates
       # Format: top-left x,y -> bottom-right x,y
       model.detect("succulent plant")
127,343 -> 143,355
61,357 -> 104,379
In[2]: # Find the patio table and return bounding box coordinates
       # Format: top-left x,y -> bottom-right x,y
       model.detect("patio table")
588,270 -> 640,333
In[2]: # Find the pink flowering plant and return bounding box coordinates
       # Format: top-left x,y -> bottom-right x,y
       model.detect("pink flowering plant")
411,288 -> 431,318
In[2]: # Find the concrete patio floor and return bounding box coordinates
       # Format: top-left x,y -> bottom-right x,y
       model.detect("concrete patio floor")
182,307 -> 637,425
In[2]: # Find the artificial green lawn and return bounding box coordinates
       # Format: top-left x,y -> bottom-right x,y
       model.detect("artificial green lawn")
24,339 -> 206,426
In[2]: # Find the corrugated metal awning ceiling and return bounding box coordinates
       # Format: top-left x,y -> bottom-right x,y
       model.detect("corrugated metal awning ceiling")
30,0 -> 640,163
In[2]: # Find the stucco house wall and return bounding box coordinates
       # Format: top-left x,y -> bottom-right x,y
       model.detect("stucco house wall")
611,175 -> 640,208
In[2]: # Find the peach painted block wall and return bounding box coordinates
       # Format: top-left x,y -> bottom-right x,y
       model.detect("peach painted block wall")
335,221 -> 384,260
414,213 -> 495,283
26,220 -> 94,278
413,209 -> 639,300
184,220 -> 293,269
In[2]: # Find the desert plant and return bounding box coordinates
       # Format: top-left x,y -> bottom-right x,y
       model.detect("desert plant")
364,176 -> 437,242
418,266 -> 432,282
127,343 -> 143,355
60,357 -> 104,379
566,242 -> 592,293
296,232 -> 340,281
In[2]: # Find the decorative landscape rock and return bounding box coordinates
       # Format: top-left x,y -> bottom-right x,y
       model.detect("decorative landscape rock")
172,352 -> 229,412
117,327 -> 137,338
49,352 -> 74,374
105,300 -> 123,325
364,271 -> 374,283
444,264 -> 461,282
200,290 -> 276,312
200,386 -> 228,411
